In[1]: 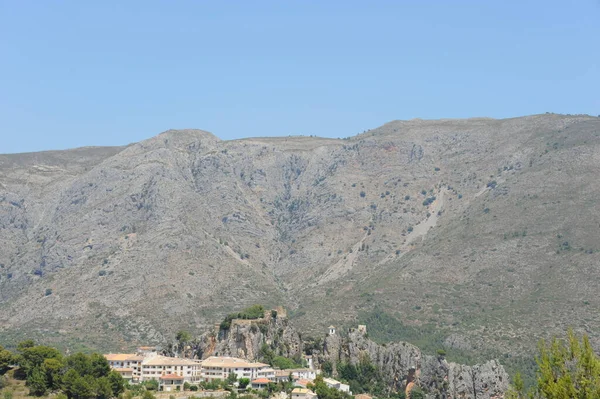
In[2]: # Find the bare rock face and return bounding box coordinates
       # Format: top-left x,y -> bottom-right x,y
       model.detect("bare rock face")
165,314 -> 508,398
319,330 -> 508,398
1,114 -> 600,359
194,312 -> 303,361
445,360 -> 508,399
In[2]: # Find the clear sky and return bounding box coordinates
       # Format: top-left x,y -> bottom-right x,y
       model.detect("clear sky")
1,1 -> 599,154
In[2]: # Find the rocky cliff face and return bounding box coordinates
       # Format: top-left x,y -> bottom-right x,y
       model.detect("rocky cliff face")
167,312 -> 508,399
320,330 -> 508,399
195,313 -> 304,361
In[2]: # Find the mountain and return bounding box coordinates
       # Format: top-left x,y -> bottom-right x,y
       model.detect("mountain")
1,114 -> 599,363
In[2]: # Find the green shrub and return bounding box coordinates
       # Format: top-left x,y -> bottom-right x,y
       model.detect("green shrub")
220,305 -> 265,330
272,356 -> 301,370
143,379 -> 159,391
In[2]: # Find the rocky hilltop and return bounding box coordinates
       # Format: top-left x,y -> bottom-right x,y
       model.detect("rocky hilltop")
0,114 -> 599,361
193,308 -> 303,361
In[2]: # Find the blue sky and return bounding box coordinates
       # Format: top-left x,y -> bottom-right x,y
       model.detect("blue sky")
1,1 -> 599,153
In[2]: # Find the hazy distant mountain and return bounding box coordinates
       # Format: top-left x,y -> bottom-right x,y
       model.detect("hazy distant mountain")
1,114 -> 599,357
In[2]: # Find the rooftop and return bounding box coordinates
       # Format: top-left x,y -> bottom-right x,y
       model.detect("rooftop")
104,353 -> 144,362
292,388 -> 312,394
142,355 -> 201,366
202,356 -> 269,369
251,378 -> 271,384
160,374 -> 184,380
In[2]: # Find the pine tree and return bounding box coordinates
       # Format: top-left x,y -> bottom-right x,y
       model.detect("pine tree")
27,367 -> 48,396
506,329 -> 600,398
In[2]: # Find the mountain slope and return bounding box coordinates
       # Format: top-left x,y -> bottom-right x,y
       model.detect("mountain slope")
0,114 -> 599,356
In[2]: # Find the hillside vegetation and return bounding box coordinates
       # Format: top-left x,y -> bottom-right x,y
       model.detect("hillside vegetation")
0,114 -> 599,366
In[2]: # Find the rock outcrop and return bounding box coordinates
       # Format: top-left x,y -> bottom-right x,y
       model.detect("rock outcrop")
170,310 -> 508,399
319,330 -> 508,399
183,309 -> 303,361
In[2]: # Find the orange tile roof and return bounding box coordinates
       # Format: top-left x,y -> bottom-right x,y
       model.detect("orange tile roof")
160,374 -> 184,380
105,354 -> 144,361
296,379 -> 313,387
252,378 -> 272,384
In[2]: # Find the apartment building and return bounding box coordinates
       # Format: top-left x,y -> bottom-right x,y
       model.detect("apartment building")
273,368 -> 319,382
200,356 -> 271,381
105,354 -> 145,382
141,355 -> 202,383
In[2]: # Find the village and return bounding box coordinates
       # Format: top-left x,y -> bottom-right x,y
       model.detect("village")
104,325 -> 359,399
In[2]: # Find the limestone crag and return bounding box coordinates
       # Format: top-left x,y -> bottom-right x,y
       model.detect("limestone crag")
183,314 -> 508,398
446,360 -> 508,399
194,311 -> 303,361
320,330 -> 508,399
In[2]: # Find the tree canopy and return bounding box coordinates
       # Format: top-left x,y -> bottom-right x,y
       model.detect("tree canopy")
2,340 -> 125,398
507,330 -> 600,399
308,376 -> 353,399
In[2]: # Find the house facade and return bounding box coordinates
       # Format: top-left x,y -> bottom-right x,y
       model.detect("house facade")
159,374 -> 185,392
324,378 -> 351,394
292,388 -> 318,399
105,354 -> 144,383
141,355 -> 202,383
274,368 -> 319,382
200,356 -> 271,382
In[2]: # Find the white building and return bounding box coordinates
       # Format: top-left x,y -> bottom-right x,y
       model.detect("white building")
159,374 -> 184,392
274,368 -> 319,382
105,354 -> 145,382
200,356 -> 271,382
292,388 -> 318,399
251,378 -> 271,390
257,367 -> 276,379
141,355 -> 202,383
323,378 -> 351,394
303,355 -> 314,370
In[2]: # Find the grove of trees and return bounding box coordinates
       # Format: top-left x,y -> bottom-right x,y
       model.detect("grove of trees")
0,340 -> 124,398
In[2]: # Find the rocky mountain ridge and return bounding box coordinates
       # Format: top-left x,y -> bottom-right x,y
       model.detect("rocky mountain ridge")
0,114 -> 599,364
